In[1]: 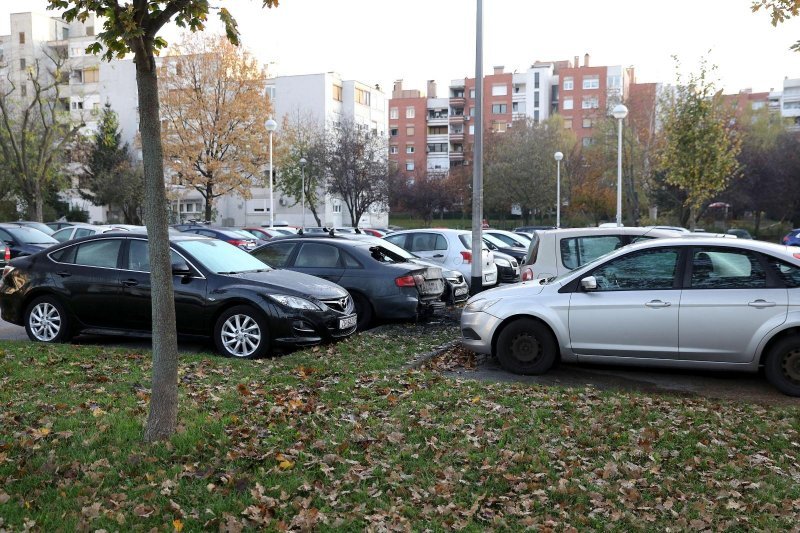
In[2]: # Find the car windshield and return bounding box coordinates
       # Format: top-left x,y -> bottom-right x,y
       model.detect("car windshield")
176,239 -> 272,274
6,226 -> 58,245
20,222 -> 55,235
483,233 -> 519,248
373,239 -> 414,259
458,233 -> 489,251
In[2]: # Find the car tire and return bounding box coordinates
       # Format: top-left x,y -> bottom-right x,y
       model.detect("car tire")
24,295 -> 72,343
496,318 -> 557,375
214,306 -> 270,359
765,336 -> 800,397
350,292 -> 373,331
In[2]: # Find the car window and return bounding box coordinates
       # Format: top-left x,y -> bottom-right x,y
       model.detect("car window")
409,233 -> 442,252
0,229 -> 12,243
55,239 -> 123,269
197,230 -> 217,238
127,239 -> 184,272
524,233 -> 541,265
561,235 -> 624,270
175,239 -> 271,273
294,243 -> 341,268
75,228 -> 94,238
52,228 -> 73,242
765,257 -> 800,288
342,250 -> 362,268
589,248 -> 679,291
252,242 -> 297,268
384,234 -> 406,248
690,249 -> 766,289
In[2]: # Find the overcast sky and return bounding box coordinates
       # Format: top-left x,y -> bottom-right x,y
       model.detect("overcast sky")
4,0 -> 799,96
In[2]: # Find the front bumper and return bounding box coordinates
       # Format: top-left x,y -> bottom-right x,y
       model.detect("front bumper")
496,264 -> 521,284
460,310 -> 502,355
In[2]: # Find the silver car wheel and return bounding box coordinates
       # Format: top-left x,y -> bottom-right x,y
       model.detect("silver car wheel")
781,348 -> 800,385
29,302 -> 62,342
220,314 -> 261,358
509,332 -> 542,363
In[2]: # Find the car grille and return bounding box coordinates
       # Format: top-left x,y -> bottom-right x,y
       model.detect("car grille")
320,295 -> 353,314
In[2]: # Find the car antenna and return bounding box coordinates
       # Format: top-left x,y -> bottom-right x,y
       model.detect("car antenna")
297,228 -> 304,236
328,228 -> 335,237
355,228 -> 361,234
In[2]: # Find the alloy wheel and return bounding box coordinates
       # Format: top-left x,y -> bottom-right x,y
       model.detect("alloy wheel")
29,302 -> 62,342
220,314 -> 261,358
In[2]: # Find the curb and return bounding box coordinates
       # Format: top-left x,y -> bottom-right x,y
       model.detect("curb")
404,339 -> 462,370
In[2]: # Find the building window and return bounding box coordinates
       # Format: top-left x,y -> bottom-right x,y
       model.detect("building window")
534,92 -> 540,108
406,106 -> 415,119
563,77 -> 573,91
390,145 -> 398,154
71,100 -> 84,110
390,107 -> 398,119
86,26 -> 94,37
491,84 -> 508,96
20,84 -> 27,97
332,84 -> 343,102
333,201 -> 342,214
512,101 -> 519,112
355,88 -> 370,106
469,106 -> 475,117
390,128 -> 398,137
563,98 -> 573,110
564,119 -> 573,129
428,125 -> 447,135
582,137 -> 594,147
534,110 -> 540,123
608,75 -> 621,89
70,70 -> 83,84
583,118 -> 593,128
491,121 -> 508,133
491,104 -> 507,114
406,145 -> 414,154
469,124 -> 475,135
406,161 -> 415,171
582,96 -> 599,109
534,72 -> 540,89
583,75 -> 600,90
427,143 -> 447,153
19,58 -> 25,70
19,32 -> 25,44
406,126 -> 415,136
83,68 -> 99,83
469,89 -> 475,98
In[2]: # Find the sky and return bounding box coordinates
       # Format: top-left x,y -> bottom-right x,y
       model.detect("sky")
3,0 -> 800,97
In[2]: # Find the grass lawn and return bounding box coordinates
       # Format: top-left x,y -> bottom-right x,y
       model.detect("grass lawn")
1,322 -> 799,530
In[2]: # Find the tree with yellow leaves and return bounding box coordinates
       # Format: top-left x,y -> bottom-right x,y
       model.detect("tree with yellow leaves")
160,34 -> 273,222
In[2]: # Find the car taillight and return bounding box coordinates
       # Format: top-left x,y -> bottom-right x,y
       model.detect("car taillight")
228,239 -> 246,247
395,275 -> 417,287
460,250 -> 472,264
794,253 -> 800,260
3,247 -> 8,263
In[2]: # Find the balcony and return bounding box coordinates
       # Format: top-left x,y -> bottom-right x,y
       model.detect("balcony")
449,114 -> 465,124
449,96 -> 466,107
449,131 -> 464,142
427,112 -> 448,126
449,151 -> 465,161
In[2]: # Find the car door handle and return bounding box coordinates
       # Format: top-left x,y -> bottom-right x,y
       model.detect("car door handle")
56,271 -> 72,278
645,300 -> 671,308
433,254 -> 444,258
121,279 -> 139,287
748,299 -> 776,308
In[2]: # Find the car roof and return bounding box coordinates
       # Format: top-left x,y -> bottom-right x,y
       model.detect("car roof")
389,228 -> 471,236
535,226 -> 686,238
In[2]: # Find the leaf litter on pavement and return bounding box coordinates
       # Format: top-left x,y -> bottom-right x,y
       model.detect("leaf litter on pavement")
0,322 -> 798,530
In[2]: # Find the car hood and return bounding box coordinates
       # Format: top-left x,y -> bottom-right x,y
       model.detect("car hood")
226,269 -> 348,299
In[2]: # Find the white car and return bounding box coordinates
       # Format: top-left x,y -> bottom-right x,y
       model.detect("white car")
484,229 -> 531,248
462,237 -> 800,396
385,229 -> 498,288
51,224 -> 123,243
520,226 -> 684,282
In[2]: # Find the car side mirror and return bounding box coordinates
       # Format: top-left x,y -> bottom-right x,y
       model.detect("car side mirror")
580,276 -> 597,291
171,260 -> 192,276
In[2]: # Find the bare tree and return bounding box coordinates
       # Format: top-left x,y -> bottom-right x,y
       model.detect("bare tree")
324,118 -> 388,227
0,50 -> 83,221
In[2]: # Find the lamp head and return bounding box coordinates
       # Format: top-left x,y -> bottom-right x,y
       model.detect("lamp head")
554,151 -> 563,162
265,118 -> 278,132
299,157 -> 307,166
611,104 -> 629,120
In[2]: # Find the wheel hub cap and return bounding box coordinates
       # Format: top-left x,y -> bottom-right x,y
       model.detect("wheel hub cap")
29,302 -> 61,342
782,349 -> 800,385
221,314 -> 261,357
511,333 -> 541,363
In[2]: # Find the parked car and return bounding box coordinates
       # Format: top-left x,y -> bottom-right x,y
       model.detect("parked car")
520,226 -> 683,282
484,229 -> 531,248
462,237 -> 800,396
491,250 -> 521,283
0,233 -> 357,358
515,225 -> 555,233
727,228 -> 753,239
243,227 -> 294,240
360,228 -> 387,238
339,233 -> 468,305
384,229 -> 498,289
782,229 -> 800,246
0,243 -> 8,269
482,233 -> 526,263
0,224 -> 59,259
10,221 -> 56,235
179,226 -> 262,250
46,221 -> 77,231
250,236 -> 445,330
52,224 -> 121,243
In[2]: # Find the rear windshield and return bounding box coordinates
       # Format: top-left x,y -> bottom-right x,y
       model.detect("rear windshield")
458,234 -> 489,251
369,245 -> 408,264
5,226 -> 58,245
524,233 -> 541,265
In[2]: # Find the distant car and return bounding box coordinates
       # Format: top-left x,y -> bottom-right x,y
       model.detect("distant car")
243,227 -> 293,240
726,228 -> 753,239
0,224 -> 59,259
384,229 -> 498,289
520,226 -> 683,282
484,229 -> 531,248
46,221 -> 77,231
179,226 -> 262,250
0,233 -> 357,358
10,221 -> 56,235
515,225 -> 555,233
360,228 -> 386,238
461,236 -> 800,397
51,224 -> 121,243
782,229 -> 800,246
250,236 -> 445,330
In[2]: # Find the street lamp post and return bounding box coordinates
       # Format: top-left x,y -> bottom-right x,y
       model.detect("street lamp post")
299,157 -> 307,231
611,104 -> 628,227
265,118 -> 278,227
554,151 -> 563,228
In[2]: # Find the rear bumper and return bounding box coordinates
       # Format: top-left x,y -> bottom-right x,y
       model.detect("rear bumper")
497,265 -> 521,284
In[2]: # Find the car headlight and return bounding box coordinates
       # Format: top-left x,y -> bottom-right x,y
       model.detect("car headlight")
494,257 -> 511,267
464,298 -> 499,313
268,294 -> 321,310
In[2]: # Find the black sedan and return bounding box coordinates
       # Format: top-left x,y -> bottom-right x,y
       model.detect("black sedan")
0,233 -> 357,358
0,224 -> 59,259
250,236 -> 445,330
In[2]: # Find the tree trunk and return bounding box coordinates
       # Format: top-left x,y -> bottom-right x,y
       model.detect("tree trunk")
135,44 -> 180,443
754,210 -> 762,238
34,179 -> 43,222
205,182 -> 213,222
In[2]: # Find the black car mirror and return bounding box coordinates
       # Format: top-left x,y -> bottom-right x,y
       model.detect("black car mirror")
171,260 -> 192,276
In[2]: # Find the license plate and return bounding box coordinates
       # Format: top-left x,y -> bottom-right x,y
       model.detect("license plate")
339,315 -> 357,329
423,280 -> 443,294
454,287 -> 468,296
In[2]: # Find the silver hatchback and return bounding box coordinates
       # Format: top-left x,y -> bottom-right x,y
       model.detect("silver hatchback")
461,237 -> 800,396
